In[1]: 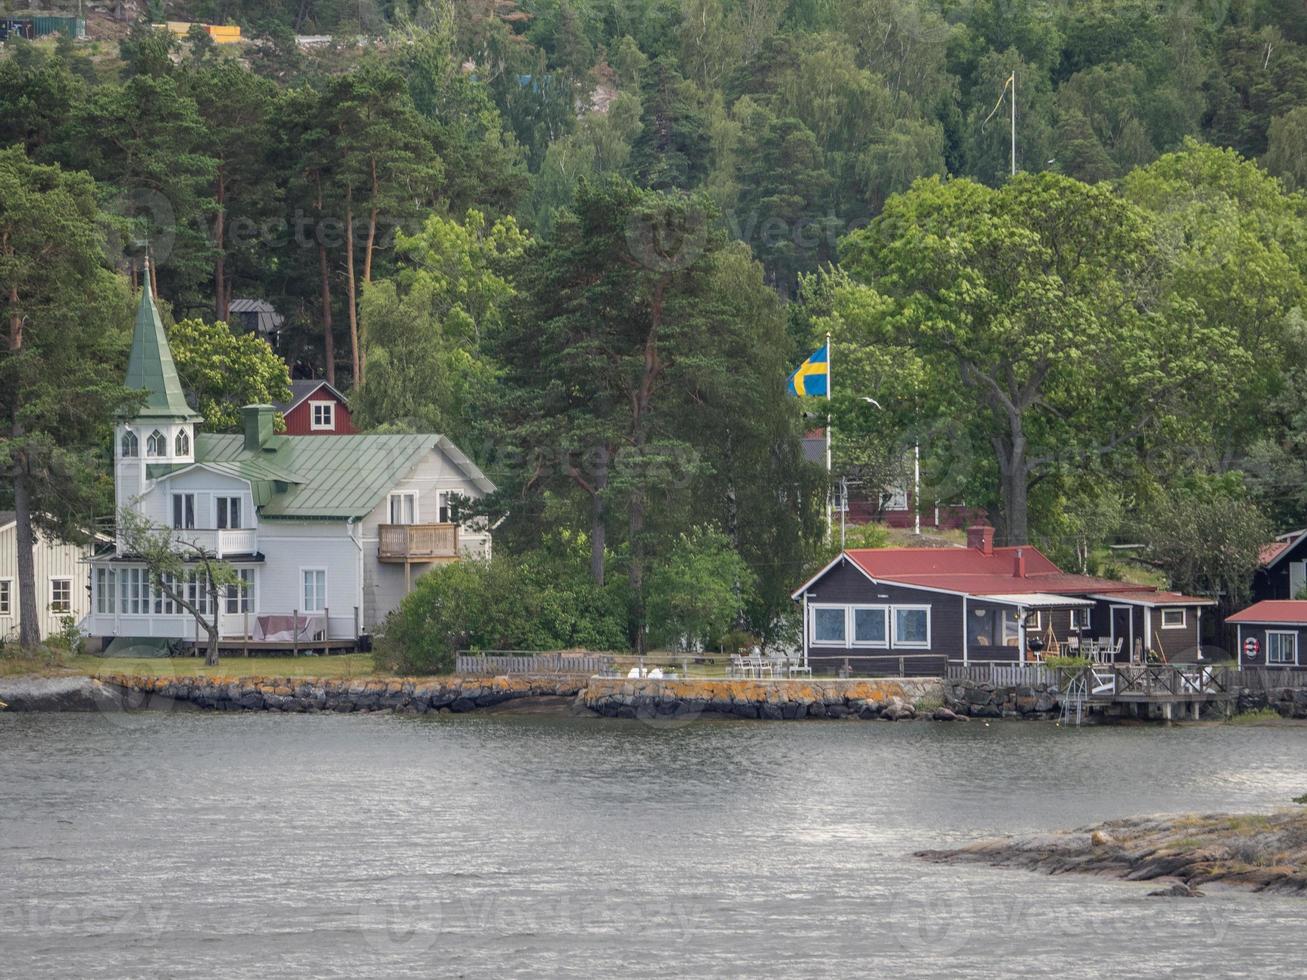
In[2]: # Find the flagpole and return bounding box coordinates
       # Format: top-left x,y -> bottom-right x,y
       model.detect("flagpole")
1010,70 -> 1016,177
826,331 -> 833,542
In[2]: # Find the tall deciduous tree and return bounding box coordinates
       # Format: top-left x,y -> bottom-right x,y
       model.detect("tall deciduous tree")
839,172 -> 1238,545
0,149 -> 135,648
168,319 -> 291,433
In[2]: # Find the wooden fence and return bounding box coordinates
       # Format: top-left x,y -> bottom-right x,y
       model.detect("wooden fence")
946,662 -> 1061,687
455,653 -> 615,676
1231,667 -> 1307,691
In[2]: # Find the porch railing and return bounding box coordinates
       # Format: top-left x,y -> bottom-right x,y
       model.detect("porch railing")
946,662 -> 1060,687
378,523 -> 459,561
456,652 -> 615,676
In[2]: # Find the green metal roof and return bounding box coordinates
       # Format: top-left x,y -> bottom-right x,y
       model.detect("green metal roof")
122,264 -> 202,422
196,432 -> 445,519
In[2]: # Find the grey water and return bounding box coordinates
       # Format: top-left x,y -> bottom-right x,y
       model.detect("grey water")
1,711 -> 1304,979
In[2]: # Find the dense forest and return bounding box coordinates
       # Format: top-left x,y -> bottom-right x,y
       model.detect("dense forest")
5,0 -> 1307,653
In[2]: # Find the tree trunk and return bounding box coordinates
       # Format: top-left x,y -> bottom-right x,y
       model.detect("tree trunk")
204,579 -> 220,666
204,626 -> 220,666
345,192 -> 362,385
318,244 -> 336,386
8,286 -> 39,649
364,157 -> 378,284
590,444 -> 608,586
993,422 -> 1030,547
12,459 -> 41,649
628,280 -> 666,654
214,166 -> 227,322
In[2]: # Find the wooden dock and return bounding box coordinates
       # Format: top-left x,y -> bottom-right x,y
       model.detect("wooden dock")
1063,664 -> 1238,722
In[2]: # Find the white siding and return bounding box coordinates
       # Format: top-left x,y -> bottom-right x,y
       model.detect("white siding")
0,522 -> 94,641
359,445 -> 491,628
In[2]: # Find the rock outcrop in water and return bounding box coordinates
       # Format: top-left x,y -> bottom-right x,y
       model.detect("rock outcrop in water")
917,811 -> 1307,895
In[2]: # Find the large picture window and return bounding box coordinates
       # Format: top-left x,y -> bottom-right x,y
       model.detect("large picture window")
893,606 -> 930,648
811,606 -> 846,645
1267,631 -> 1298,665
851,606 -> 888,647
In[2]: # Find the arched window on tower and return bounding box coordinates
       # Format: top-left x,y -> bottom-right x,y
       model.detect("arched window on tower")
146,430 -> 165,457
175,429 -> 190,456
121,430 -> 139,458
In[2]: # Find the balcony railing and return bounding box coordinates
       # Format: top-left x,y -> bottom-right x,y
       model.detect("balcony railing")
165,527 -> 258,558
378,523 -> 459,562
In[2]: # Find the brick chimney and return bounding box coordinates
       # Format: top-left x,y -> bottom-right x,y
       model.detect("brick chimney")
967,524 -> 994,555
1014,548 -> 1026,578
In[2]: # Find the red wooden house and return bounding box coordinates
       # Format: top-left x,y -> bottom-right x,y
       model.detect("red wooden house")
275,380 -> 354,435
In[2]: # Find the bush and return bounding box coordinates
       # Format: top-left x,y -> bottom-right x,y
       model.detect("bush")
1043,654 -> 1091,670
374,551 -> 630,674
644,527 -> 756,651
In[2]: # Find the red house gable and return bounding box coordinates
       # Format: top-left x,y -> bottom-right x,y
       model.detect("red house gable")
276,380 -> 354,435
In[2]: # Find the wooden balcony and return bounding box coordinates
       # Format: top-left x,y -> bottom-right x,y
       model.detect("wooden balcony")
378,523 -> 460,563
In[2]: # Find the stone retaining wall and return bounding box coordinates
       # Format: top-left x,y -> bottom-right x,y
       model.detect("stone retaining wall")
944,679 -> 1061,719
0,674 -> 585,713
577,677 -> 950,720
1236,687 -> 1307,719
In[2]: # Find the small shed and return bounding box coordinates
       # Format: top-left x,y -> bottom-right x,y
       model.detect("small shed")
1227,601 -> 1307,668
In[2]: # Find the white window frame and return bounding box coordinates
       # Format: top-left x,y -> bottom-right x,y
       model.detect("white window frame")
388,491 -> 418,525
301,567 -> 327,613
175,428 -> 190,456
50,577 -> 72,615
0,578 -> 11,616
226,568 -> 255,614
435,490 -> 454,524
1069,607 -> 1089,630
1267,630 -> 1298,666
892,605 -> 931,649
119,567 -> 149,616
121,429 -> 139,458
216,495 -> 242,530
809,604 -> 849,647
880,486 -> 908,512
172,492 -> 196,530
1160,608 -> 1186,630
850,604 -> 890,648
310,401 -> 335,430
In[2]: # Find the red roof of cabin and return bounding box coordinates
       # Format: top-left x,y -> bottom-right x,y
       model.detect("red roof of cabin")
1227,600 -> 1307,625
1259,541 -> 1291,566
840,546 -> 1209,602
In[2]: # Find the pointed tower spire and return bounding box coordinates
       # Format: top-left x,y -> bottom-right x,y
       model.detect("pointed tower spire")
122,258 -> 201,421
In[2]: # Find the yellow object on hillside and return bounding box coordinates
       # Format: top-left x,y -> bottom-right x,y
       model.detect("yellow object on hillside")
163,22 -> 242,43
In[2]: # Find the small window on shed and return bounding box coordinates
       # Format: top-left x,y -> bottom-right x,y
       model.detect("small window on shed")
1160,608 -> 1186,629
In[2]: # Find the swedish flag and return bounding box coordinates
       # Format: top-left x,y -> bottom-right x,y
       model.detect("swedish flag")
787,344 -> 829,397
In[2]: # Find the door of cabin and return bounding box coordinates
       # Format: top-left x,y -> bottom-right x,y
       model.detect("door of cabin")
1110,605 -> 1132,662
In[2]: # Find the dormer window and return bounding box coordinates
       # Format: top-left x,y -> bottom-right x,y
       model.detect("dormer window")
121,430 -> 139,458
310,401 -> 335,430
175,429 -> 190,456
146,430 -> 165,457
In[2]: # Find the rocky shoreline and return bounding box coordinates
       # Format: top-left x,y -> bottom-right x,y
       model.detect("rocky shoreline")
917,810 -> 1307,895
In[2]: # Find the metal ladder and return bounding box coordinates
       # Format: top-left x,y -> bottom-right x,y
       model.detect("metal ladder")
1059,672 -> 1088,727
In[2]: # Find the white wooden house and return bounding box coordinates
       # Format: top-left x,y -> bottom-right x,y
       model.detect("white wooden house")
82,270 -> 494,649
0,513 -> 96,642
